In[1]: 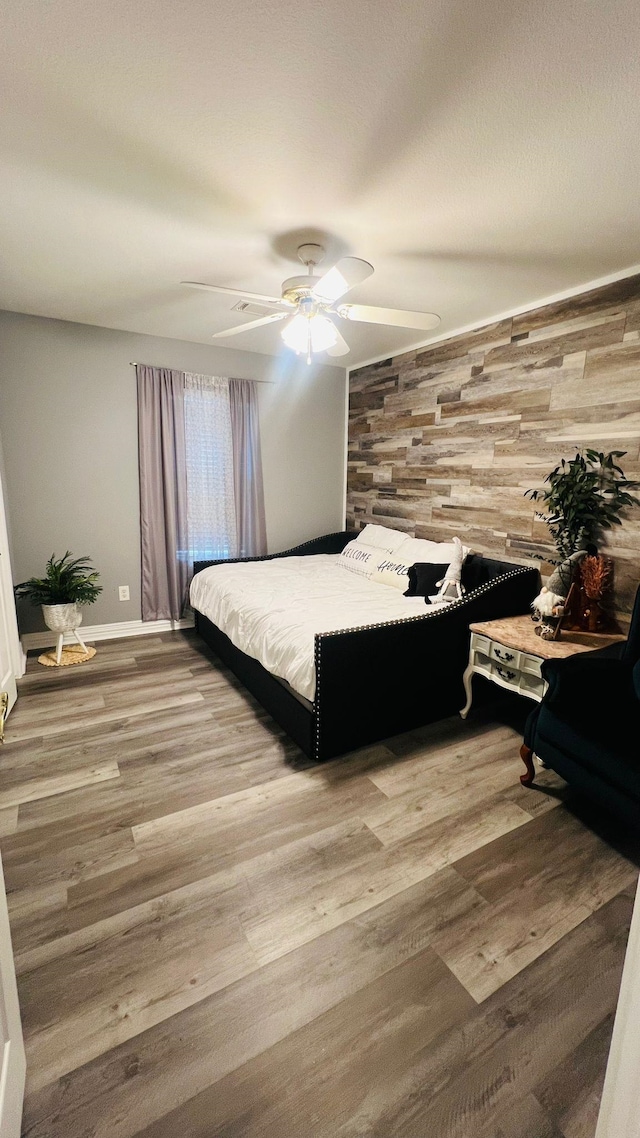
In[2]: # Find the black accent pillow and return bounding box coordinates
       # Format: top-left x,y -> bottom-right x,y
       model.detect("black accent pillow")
404,563 -> 449,598
460,553 -> 510,591
461,553 -> 485,592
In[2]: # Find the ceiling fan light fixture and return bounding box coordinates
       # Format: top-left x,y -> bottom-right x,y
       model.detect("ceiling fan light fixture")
281,312 -> 338,356
184,247 -> 436,354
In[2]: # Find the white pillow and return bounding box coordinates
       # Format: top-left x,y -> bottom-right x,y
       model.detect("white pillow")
370,555 -> 413,590
354,524 -> 407,553
370,536 -> 471,591
337,540 -> 381,578
396,536 -> 471,565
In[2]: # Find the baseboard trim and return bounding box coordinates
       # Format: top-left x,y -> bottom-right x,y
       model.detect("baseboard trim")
22,615 -> 195,652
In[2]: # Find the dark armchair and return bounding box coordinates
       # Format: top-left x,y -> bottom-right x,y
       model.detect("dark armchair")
521,585 -> 640,825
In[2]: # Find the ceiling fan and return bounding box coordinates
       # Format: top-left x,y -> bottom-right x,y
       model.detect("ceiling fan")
182,244 -> 440,362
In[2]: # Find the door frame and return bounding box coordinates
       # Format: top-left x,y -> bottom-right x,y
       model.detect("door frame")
0,854 -> 26,1138
596,875 -> 640,1137
0,456 -> 24,715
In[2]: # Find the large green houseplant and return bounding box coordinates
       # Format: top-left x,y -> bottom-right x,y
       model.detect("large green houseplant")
15,552 -> 102,661
525,449 -> 640,561
525,449 -> 640,630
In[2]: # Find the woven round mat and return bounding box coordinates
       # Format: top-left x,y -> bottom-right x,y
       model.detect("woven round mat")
38,645 -> 96,667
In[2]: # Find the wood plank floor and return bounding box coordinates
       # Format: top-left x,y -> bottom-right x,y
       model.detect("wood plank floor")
1,631 -> 637,1137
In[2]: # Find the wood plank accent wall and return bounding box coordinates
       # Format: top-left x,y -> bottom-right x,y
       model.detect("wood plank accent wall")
347,274 -> 640,614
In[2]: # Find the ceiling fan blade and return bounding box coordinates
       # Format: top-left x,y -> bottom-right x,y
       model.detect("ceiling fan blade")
211,312 -> 289,339
337,304 -> 441,331
325,327 -> 350,356
311,257 -> 374,304
182,281 -> 290,307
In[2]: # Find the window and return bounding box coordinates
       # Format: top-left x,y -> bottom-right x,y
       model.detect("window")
183,374 -> 238,562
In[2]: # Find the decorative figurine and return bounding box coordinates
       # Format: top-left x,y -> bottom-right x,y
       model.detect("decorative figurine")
531,586 -> 566,640
432,537 -> 466,604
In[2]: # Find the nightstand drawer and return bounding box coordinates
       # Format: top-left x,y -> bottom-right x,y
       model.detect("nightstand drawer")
490,660 -> 519,685
519,671 -> 546,698
473,652 -> 493,678
470,633 -> 491,656
521,653 -> 544,677
489,642 -> 520,668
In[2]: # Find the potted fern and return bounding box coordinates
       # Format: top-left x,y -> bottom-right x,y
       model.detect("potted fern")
15,553 -> 102,659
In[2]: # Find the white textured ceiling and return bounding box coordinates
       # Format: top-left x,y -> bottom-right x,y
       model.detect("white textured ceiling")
1,0 -> 640,366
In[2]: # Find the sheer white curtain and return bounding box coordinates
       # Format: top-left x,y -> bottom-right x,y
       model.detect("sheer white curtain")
184,374 -> 238,562
229,378 -> 267,558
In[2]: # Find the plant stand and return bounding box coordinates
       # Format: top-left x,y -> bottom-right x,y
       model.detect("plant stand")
54,627 -> 88,665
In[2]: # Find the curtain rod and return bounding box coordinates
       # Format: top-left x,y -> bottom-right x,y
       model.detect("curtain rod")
130,361 -> 193,369
129,362 -> 274,382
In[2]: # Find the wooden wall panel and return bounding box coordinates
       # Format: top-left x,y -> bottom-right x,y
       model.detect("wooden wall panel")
346,275 -> 640,614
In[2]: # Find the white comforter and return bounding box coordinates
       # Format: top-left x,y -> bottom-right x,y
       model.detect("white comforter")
189,554 -> 428,701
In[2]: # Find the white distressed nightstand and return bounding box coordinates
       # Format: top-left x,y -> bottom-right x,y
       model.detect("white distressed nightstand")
460,614 -> 624,719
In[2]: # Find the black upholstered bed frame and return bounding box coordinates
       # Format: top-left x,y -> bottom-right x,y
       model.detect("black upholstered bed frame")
193,532 -> 540,761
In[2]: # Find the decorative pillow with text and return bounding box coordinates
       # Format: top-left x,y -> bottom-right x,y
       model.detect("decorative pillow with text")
370,537 -> 470,591
370,556 -> 414,590
337,541 -> 382,578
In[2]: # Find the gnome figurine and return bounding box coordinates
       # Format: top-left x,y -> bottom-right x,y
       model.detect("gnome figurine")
546,549 -> 588,597
531,586 -> 565,639
530,549 -> 588,638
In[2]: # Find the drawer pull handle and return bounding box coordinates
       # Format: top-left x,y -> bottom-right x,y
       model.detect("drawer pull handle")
494,648 -> 514,662
496,665 -> 516,682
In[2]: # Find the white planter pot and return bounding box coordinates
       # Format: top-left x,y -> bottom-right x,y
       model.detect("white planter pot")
41,603 -> 89,664
41,603 -> 83,634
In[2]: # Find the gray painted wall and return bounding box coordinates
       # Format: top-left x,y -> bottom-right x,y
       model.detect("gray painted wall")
0,429 -> 15,568
0,310 -> 346,632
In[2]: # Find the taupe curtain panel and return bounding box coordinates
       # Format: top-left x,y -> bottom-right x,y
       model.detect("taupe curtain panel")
136,365 -> 266,622
137,366 -> 188,623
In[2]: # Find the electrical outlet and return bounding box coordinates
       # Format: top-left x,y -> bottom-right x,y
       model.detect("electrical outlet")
118,585 -> 130,602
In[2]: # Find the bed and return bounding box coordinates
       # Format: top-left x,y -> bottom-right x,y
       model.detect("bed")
191,530 -> 540,761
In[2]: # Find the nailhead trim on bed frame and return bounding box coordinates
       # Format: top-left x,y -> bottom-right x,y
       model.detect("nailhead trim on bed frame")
312,565 -> 534,760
